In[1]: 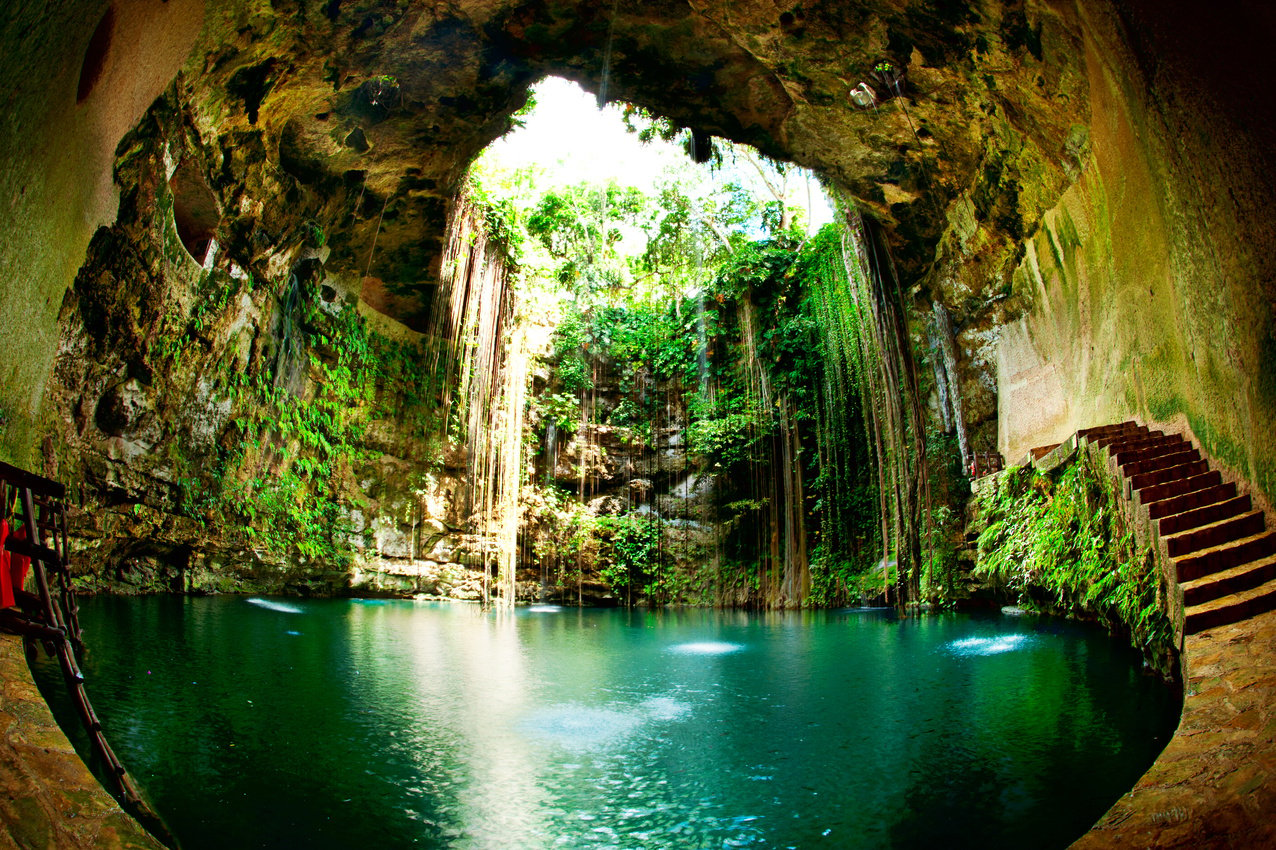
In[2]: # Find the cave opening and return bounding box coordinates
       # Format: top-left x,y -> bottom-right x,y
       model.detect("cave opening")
169,157 -> 221,266
450,73 -> 847,610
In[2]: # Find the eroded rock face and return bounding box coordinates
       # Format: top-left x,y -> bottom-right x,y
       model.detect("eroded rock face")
179,0 -> 1086,337
38,91 -> 487,596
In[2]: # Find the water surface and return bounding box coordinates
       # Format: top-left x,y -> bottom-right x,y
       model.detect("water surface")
35,598 -> 1181,849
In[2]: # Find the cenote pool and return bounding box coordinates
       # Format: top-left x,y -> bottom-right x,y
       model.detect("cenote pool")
34,598 -> 1181,849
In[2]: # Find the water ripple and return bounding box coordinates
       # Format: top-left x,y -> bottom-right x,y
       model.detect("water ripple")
246,598 -> 303,614
520,704 -> 642,749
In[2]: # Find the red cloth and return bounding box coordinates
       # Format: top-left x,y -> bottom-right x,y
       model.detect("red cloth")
0,521 -> 11,608
9,525 -> 29,601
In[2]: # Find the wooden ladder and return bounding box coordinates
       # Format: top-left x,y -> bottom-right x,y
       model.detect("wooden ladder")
0,460 -> 169,839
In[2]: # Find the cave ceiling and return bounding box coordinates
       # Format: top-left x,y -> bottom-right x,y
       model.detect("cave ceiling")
176,0 -> 1088,329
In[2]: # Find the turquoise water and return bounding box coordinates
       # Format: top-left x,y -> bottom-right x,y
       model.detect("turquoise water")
35,598 -> 1180,849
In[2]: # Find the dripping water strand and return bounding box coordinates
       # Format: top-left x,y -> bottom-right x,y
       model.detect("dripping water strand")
364,195 -> 389,279
596,0 -> 620,110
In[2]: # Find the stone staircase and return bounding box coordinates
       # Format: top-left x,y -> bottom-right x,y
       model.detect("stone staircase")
1048,422 -> 1276,635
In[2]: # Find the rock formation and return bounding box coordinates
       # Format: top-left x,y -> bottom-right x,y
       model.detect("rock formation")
0,0 -> 1272,588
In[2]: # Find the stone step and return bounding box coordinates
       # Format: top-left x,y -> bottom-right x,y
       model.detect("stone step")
1113,436 -> 1189,468
1076,418 -> 1138,436
1108,436 -> 1172,461
1176,530 -> 1276,583
1029,443 -> 1061,461
1184,575 -> 1276,634
1181,553 -> 1276,607
1147,481 -> 1238,521
1077,420 -> 1140,440
1095,425 -> 1153,445
1164,510 -> 1266,558
1130,459 -> 1210,492
1111,429 -> 1181,452
1096,428 -> 1160,451
1159,494 -> 1252,537
1138,470 -> 1224,506
1121,447 -> 1200,478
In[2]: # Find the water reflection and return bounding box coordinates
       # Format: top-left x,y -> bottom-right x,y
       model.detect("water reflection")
948,634 -> 1033,656
667,641 -> 745,655
35,600 -> 1181,850
520,704 -> 643,749
245,597 -> 304,614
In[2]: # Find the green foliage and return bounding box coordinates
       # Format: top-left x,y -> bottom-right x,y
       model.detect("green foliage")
536,392 -> 581,434
525,182 -> 647,291
302,220 -> 326,247
597,511 -> 661,597
524,487 -> 600,588
973,453 -> 1175,674
620,103 -> 685,145
465,176 -> 525,263
466,101 -> 879,608
158,271 -> 443,570
920,432 -> 968,604
686,395 -> 769,469
549,308 -> 591,395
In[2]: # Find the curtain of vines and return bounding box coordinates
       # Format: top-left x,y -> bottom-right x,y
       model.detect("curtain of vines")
811,210 -> 930,607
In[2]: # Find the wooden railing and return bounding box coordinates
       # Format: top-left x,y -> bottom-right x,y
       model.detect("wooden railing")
0,461 -> 169,840
969,451 -> 1004,479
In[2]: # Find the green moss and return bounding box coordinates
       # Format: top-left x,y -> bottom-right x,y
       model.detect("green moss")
973,452 -> 1176,677
1185,410 -> 1249,483
1041,223 -> 1069,296
1256,325 -> 1276,410
1056,207 -> 1082,251
1143,391 -> 1185,424
1044,223 -> 1064,274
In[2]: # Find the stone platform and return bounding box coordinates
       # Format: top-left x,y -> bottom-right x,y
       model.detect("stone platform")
1074,609 -> 1276,848
0,634 -> 162,850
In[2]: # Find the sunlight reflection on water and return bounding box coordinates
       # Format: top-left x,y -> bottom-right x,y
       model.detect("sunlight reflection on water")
948,634 -> 1031,656
520,704 -> 643,749
668,641 -> 744,655
246,598 -> 303,614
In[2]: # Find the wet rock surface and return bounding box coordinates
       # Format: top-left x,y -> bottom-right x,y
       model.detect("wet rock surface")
0,635 -> 164,850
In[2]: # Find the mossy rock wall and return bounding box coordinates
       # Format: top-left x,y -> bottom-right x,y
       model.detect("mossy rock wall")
37,91 -> 486,596
0,0 -> 204,468
996,2 -> 1276,509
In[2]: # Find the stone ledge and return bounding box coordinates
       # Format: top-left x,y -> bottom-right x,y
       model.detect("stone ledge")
1073,610 -> 1276,848
0,634 -> 164,850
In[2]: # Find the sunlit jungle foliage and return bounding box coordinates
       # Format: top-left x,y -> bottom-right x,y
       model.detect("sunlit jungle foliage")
973,451 -> 1176,676
528,219 -> 889,606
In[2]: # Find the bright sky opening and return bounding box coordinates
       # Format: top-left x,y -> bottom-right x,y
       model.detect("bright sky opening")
473,76 -> 835,232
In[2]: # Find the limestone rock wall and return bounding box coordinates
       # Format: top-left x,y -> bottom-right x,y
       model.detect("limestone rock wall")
2,0 -> 1275,571
39,91 -> 492,597
995,2 -> 1276,510
0,0 -> 204,468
